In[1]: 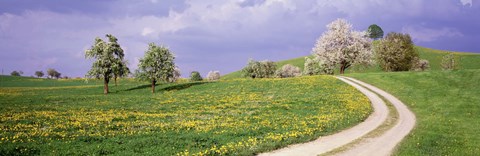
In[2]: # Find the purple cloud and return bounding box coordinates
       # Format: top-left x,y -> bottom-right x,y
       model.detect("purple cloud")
0,0 -> 479,77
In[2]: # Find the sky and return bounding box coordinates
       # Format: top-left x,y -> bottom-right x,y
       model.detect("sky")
0,0 -> 478,78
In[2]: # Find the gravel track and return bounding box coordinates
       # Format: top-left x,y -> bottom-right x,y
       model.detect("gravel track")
259,76 -> 393,156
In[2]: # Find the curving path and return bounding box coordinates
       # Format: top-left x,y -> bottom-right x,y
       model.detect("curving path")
335,77 -> 416,156
259,76 -> 416,156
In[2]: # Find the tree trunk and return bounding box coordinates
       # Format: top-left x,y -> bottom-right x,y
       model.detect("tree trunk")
104,77 -> 109,94
151,79 -> 156,93
340,64 -> 345,74
114,75 -> 118,86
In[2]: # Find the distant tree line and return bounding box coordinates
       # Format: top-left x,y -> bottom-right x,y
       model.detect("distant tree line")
10,68 -> 64,79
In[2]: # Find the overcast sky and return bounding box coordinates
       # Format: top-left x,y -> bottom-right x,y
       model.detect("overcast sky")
0,0 -> 478,77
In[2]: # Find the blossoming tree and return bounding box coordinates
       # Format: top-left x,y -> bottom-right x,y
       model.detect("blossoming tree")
136,43 -> 176,93
312,19 -> 372,74
85,34 -> 129,94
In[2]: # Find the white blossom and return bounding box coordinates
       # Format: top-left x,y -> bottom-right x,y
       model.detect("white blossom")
312,19 -> 372,74
275,64 -> 301,78
206,70 -> 220,81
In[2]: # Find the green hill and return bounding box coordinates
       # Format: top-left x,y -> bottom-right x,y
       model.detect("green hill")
222,46 -> 480,79
416,46 -> 480,70
348,69 -> 480,155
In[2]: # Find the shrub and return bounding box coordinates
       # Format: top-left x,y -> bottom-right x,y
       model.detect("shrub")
190,71 -> 203,81
206,71 -> 220,81
374,32 -> 418,71
47,68 -> 62,79
412,57 -> 430,71
10,71 -> 22,76
275,64 -> 301,78
441,53 -> 456,70
34,71 -> 44,78
168,67 -> 181,83
241,59 -> 277,78
303,57 -> 334,75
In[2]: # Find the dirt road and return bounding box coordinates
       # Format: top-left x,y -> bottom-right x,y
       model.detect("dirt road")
259,76 -> 416,156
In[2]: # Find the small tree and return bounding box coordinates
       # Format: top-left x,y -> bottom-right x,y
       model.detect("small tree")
412,57 -> 430,71
168,67 -> 181,83
374,32 -> 418,71
441,53 -> 456,70
206,71 -> 220,81
275,64 -> 301,78
11,71 -> 22,76
190,71 -> 203,81
303,57 -> 334,75
312,18 -> 372,74
34,71 -> 44,78
47,68 -> 58,79
136,43 -> 176,93
241,59 -> 277,78
85,34 -> 127,94
53,71 -> 61,79
367,24 -> 384,40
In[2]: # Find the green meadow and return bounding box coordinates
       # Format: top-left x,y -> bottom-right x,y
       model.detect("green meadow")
0,76 -> 371,155
223,45 -> 480,155
1,45 -> 479,155
348,69 -> 480,155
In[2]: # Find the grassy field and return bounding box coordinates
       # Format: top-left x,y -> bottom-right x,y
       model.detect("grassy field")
0,75 -> 371,155
348,69 -> 480,155
222,46 -> 480,79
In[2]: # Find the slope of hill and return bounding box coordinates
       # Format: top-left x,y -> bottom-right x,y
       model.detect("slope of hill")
415,46 -> 480,70
348,69 -> 480,155
222,46 -> 480,79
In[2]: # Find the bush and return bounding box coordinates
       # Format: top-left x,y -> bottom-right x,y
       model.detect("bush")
190,71 -> 203,81
47,68 -> 61,79
169,67 -> 181,82
412,58 -> 430,71
275,64 -> 301,78
441,53 -> 456,70
206,71 -> 220,81
10,71 -> 22,76
303,57 -> 334,75
34,71 -> 44,78
374,32 -> 418,71
241,59 -> 277,78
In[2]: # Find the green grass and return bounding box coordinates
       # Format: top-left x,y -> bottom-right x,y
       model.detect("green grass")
415,46 -> 480,70
0,75 -> 371,155
0,76 -> 104,87
222,46 -> 480,79
348,69 -> 480,155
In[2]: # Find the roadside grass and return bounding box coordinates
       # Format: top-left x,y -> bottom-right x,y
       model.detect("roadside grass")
348,69 -> 480,155
321,95 -> 400,156
0,75 -> 371,155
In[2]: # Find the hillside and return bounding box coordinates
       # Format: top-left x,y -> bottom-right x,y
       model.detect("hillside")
222,46 -> 480,79
348,69 -> 480,155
